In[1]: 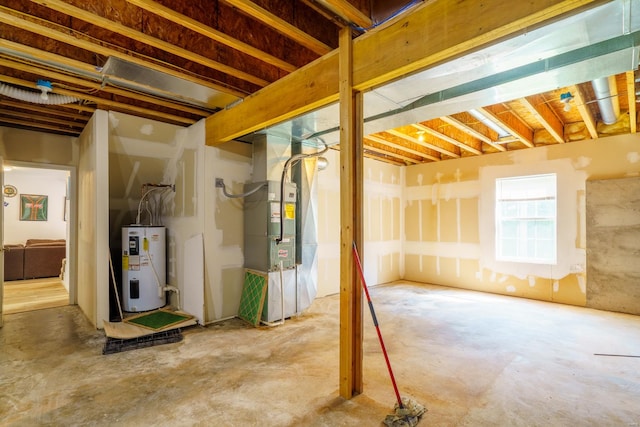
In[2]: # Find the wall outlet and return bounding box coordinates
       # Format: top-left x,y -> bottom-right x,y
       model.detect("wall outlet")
215,178 -> 224,188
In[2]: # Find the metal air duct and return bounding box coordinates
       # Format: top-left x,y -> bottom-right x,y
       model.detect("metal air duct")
591,76 -> 620,125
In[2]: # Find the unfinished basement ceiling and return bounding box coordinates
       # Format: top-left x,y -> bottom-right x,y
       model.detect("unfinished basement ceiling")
0,0 -> 639,165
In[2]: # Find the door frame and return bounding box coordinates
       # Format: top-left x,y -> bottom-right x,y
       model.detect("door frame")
1,160 -> 77,309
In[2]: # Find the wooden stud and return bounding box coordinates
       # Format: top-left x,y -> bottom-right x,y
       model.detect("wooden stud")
367,134 -> 439,162
339,26 -> 363,400
626,71 -> 637,133
321,0 -> 372,29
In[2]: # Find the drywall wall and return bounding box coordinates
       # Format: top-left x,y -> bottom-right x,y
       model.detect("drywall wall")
0,127 -> 78,166
3,167 -> 68,245
317,149 -> 403,297
203,139 -> 253,322
586,176 -> 640,315
404,133 -> 640,307
77,110 -> 110,329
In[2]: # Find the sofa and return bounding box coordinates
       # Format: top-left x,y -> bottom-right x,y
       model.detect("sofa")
3,239 -> 66,280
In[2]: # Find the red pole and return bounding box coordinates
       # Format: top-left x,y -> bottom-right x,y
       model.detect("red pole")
352,241 -> 404,409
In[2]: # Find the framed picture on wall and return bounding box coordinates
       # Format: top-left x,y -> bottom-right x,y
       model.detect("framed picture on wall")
20,194 -> 48,221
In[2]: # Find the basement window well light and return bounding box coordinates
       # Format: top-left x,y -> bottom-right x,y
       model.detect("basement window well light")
495,173 -> 557,264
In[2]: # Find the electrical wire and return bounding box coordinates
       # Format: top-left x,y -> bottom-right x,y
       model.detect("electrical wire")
220,181 -> 267,199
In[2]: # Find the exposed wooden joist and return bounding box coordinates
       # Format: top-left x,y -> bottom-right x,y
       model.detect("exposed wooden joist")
520,94 -> 564,143
221,0 -> 332,55
626,71 -> 637,133
441,115 -> 506,152
0,109 -> 85,128
338,26 -> 363,400
0,99 -> 90,121
362,149 -> 406,165
206,0 -> 598,146
0,116 -> 81,135
362,141 -> 419,164
25,0 -> 269,87
411,123 -> 478,155
479,105 -> 534,148
126,0 -> 297,73
317,0 -> 372,29
387,129 -> 457,159
367,134 -> 439,162
571,84 -> 598,139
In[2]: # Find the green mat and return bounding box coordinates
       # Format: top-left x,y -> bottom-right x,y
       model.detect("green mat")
238,269 -> 267,326
125,310 -> 192,330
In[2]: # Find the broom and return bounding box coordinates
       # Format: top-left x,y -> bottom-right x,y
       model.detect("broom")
352,242 -> 426,427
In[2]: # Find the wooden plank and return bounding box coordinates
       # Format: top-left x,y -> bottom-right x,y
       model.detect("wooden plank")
520,94 -> 564,143
367,134 -> 439,161
0,99 -> 89,121
0,109 -> 86,128
387,129 -> 456,159
26,0 -> 269,87
126,0 -> 297,73
0,117 -> 81,135
411,123 -> 473,156
626,71 -> 637,133
363,142 -> 419,164
321,0 -> 372,28
441,115 -> 507,152
339,27 -> 363,399
479,105 -> 534,148
571,84 -> 598,138
222,0 -> 332,55
206,0 -> 598,145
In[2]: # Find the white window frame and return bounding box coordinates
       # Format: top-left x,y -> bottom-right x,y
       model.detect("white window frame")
495,173 -> 557,265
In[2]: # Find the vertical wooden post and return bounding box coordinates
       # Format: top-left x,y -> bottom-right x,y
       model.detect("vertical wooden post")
339,26 -> 364,399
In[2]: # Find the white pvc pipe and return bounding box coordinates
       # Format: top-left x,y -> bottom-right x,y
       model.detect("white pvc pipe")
0,82 -> 79,105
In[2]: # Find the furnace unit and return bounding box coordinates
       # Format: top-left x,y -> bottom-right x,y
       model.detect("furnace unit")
244,180 -> 298,322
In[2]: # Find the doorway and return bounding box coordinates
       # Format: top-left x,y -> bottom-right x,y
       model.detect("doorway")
2,163 -> 74,315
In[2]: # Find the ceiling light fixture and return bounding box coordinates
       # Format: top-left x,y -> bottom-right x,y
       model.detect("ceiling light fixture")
560,91 -> 574,112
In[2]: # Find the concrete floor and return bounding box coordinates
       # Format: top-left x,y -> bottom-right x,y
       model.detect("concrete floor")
1,281 -> 639,426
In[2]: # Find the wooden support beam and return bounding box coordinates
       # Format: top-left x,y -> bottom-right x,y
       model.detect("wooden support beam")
479,105 -> 534,148
571,84 -> 598,138
206,0 -> 598,145
339,27 -> 363,400
363,140 -> 420,164
221,0 -> 332,55
126,0 -> 297,73
387,128 -> 455,159
626,71 -> 637,133
0,99 -> 90,121
0,116 -> 81,135
0,109 -> 85,128
520,94 -> 565,143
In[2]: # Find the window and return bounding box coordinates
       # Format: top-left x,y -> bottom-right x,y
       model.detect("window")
495,174 -> 557,264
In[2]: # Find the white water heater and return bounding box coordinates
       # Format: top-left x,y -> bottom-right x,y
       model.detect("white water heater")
122,226 -> 166,312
